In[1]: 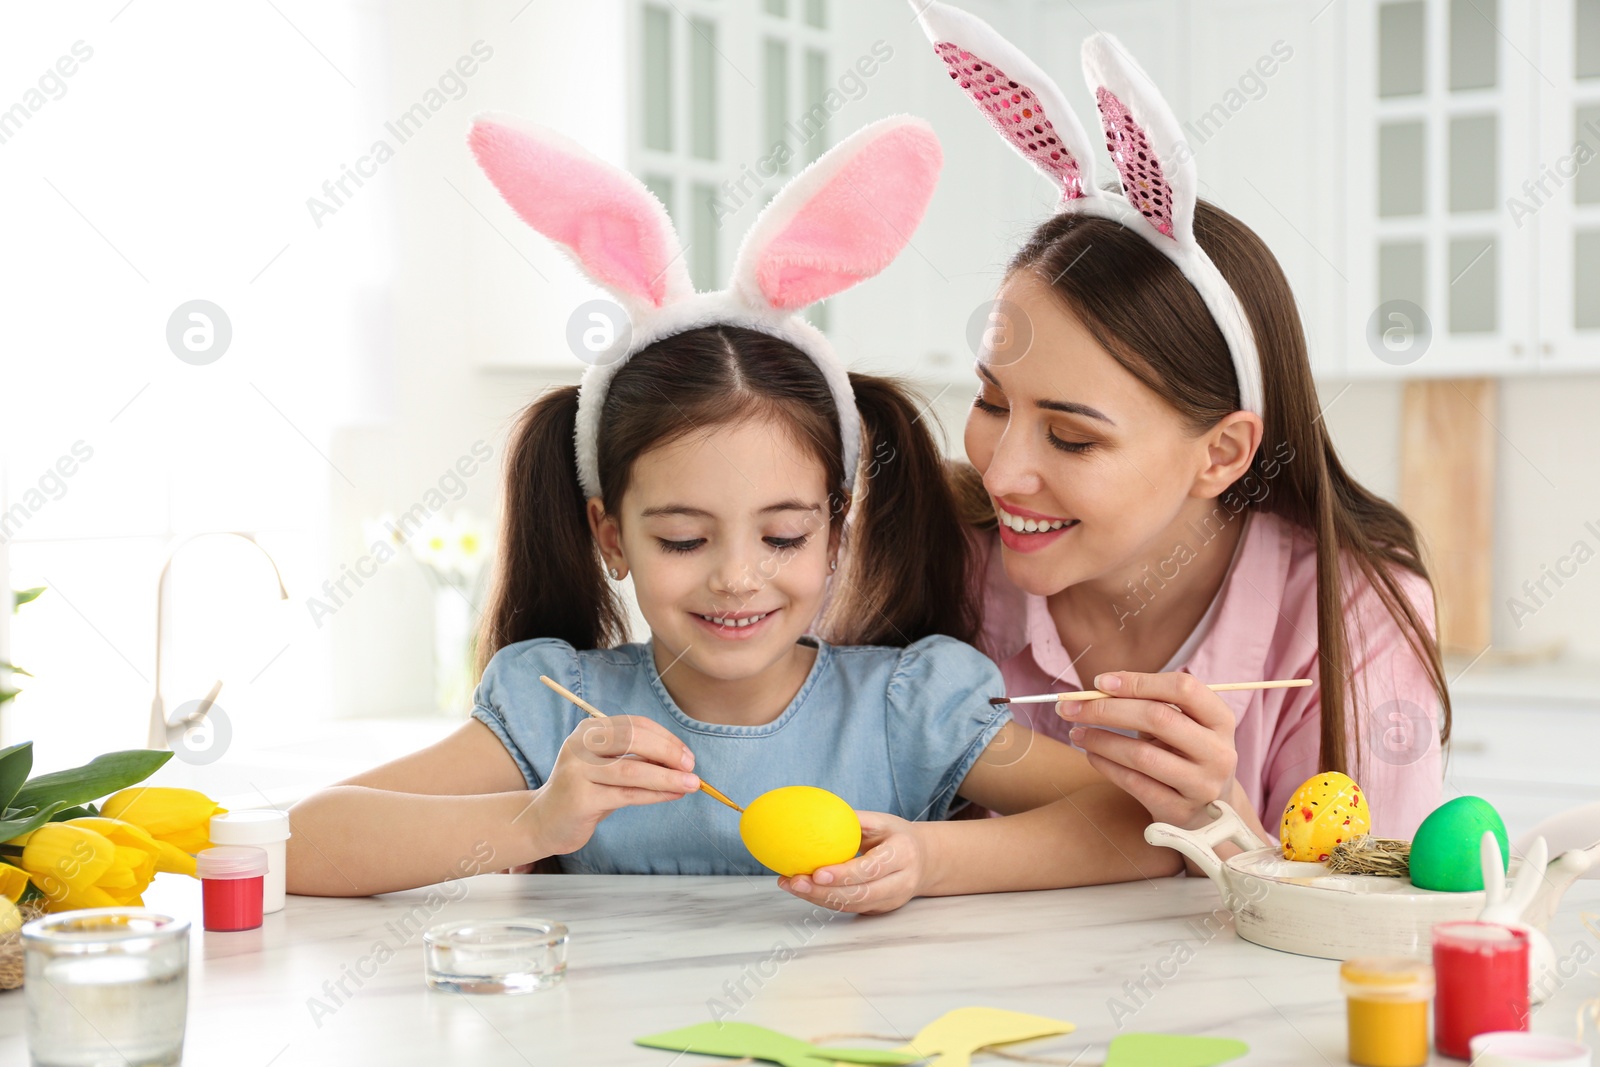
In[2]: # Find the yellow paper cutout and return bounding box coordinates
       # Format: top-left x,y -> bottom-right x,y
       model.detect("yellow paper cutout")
892,1007 -> 1076,1067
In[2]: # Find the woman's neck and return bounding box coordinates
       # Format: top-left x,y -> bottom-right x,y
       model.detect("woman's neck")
1048,504 -> 1250,680
648,639 -> 818,726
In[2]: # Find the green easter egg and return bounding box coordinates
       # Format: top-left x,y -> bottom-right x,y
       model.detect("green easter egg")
1408,795 -> 1509,892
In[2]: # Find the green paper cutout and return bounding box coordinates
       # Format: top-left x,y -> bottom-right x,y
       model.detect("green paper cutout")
634,1022 -> 920,1067
891,1007 -> 1076,1067
1105,1033 -> 1250,1067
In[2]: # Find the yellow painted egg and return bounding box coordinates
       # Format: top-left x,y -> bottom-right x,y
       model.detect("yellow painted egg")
1280,771 -> 1369,862
738,786 -> 861,878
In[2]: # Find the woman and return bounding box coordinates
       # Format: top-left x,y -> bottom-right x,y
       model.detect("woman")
921,2 -> 1448,847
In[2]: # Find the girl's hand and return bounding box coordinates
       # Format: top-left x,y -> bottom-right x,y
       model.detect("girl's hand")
776,811 -> 926,915
532,715 -> 700,856
1064,671 -> 1242,831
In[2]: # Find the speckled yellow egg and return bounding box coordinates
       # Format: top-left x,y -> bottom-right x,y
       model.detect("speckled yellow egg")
1281,771 -> 1369,862
739,786 -> 861,877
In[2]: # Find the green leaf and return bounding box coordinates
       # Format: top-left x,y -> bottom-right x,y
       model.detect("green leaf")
11,750 -> 173,812
0,661 -> 28,711
0,801 -> 73,842
0,742 -> 32,811
12,587 -> 44,612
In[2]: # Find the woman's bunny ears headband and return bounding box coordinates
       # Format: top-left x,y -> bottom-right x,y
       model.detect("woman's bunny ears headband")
467,113 -> 943,497
912,0 -> 1264,415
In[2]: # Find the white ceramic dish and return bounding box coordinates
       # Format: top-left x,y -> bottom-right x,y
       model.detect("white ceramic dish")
1145,802 -> 1593,961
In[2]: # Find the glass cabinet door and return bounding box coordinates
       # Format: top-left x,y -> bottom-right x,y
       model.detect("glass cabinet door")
1533,0 -> 1600,369
1347,0 -> 1537,376
630,0 -> 835,319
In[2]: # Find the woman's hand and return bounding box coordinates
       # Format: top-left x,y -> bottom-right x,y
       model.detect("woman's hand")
1064,671 -> 1244,832
530,715 -> 700,857
776,811 -> 928,915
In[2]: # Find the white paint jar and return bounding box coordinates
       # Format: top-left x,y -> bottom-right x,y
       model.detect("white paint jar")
1468,1032 -> 1592,1067
209,809 -> 291,914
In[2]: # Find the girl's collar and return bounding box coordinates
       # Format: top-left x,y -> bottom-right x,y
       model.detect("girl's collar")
643,636 -> 832,738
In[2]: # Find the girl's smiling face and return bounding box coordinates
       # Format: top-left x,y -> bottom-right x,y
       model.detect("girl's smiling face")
590,417 -> 838,687
963,271 -> 1244,599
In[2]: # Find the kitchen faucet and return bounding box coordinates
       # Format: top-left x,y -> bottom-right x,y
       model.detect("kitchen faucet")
149,532 -> 288,750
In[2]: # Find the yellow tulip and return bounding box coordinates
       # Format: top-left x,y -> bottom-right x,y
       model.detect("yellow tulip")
16,821 -> 157,912
0,897 -> 20,936
0,861 -> 29,903
100,787 -> 226,855
67,817 -> 196,879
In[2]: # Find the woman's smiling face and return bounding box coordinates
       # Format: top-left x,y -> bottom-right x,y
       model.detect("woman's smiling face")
963,271 -> 1218,598
593,417 -> 837,683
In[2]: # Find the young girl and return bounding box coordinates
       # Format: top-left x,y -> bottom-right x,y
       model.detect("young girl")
909,3 -> 1449,854
286,114 -> 1174,912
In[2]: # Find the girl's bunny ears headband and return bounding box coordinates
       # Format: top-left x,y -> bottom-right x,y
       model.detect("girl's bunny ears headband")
912,1 -> 1264,415
467,113 -> 943,498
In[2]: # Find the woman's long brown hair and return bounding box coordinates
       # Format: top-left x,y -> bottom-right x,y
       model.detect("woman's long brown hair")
477,325 -> 978,673
953,201 -> 1451,775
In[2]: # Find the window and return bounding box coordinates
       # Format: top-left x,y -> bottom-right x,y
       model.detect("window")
0,2 -> 391,762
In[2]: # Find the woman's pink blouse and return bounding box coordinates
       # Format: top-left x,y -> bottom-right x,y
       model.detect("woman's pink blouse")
973,510 -> 1444,839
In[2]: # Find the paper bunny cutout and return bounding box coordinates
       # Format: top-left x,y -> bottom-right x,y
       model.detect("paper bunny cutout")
911,1 -> 1264,416
1477,832 -> 1560,1005
468,113 -> 943,497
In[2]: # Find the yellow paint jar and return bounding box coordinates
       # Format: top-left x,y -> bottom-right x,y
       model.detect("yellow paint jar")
1340,957 -> 1435,1067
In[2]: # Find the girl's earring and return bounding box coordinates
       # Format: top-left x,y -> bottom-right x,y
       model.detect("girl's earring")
828,558 -> 837,573
608,566 -> 621,580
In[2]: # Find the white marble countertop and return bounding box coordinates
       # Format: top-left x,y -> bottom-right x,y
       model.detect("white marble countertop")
3,873 -> 1597,1065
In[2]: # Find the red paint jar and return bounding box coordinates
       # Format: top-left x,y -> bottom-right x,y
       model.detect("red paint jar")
1432,921 -> 1530,1060
196,845 -> 268,932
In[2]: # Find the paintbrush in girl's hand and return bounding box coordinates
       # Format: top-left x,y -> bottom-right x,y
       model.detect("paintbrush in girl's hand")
538,674 -> 744,813
989,678 -> 1313,706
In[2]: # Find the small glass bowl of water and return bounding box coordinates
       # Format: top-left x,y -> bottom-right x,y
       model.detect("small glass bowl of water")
423,918 -> 567,994
23,908 -> 190,1067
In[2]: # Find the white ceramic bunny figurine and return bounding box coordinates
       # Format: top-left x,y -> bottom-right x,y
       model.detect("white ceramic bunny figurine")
1522,836 -> 1600,930
1477,832 -> 1560,1005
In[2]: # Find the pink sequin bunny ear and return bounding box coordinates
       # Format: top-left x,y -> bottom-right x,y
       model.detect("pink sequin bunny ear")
910,0 -> 1099,206
468,112 -> 693,318
1080,33 -> 1263,412
731,115 -> 943,312
1081,33 -> 1197,248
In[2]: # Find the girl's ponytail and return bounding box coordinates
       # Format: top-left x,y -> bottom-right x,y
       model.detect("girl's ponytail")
476,385 -> 626,674
821,373 -> 979,648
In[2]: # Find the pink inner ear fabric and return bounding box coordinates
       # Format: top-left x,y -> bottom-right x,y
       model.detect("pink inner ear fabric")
755,125 -> 940,310
936,41 -> 1082,198
470,121 -> 674,307
1095,87 -> 1174,237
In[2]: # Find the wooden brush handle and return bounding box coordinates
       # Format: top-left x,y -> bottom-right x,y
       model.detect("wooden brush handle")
998,678 -> 1314,705
538,675 -> 744,813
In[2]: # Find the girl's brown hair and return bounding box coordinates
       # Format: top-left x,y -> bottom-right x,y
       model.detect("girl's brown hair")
953,201 -> 1450,774
477,325 -> 978,672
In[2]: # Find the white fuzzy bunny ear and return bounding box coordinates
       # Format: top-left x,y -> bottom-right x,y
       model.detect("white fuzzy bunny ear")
731,115 -> 942,312
469,112 -> 693,316
911,0 -> 1098,205
1081,34 -> 1197,248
